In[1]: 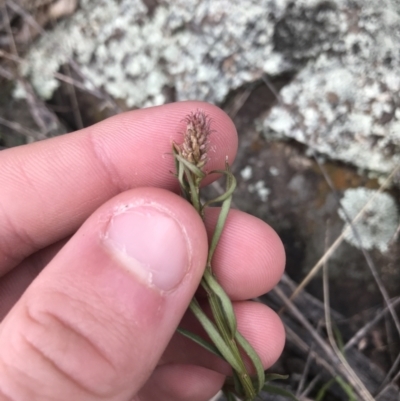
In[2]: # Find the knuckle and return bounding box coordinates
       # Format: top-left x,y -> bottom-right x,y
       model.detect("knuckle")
14,292 -> 122,398
0,381 -> 17,401
0,199 -> 38,269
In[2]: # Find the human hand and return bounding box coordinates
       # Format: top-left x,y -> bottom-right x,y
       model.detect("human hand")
0,102 -> 285,401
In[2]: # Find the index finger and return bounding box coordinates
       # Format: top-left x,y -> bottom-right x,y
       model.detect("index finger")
0,101 -> 238,275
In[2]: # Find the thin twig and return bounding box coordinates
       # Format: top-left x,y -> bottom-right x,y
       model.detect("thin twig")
273,285 -> 375,401
284,324 -> 337,376
375,369 -> 400,400
0,116 -> 44,139
322,221 -> 372,401
296,343 -> 314,397
344,297 -> 400,350
2,3 -> 18,55
68,59 -> 122,114
0,48 -> 23,63
260,75 -> 400,308
226,87 -> 253,119
53,72 -> 111,101
0,64 -> 14,80
2,2 -> 61,139
21,79 -> 62,137
5,0 -> 46,36
287,165 -> 400,303
312,154 -> 400,340
62,63 -> 83,129
300,373 -> 322,399
376,351 -> 400,396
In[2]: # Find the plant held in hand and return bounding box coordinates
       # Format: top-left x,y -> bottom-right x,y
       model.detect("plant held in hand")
173,110 -> 293,401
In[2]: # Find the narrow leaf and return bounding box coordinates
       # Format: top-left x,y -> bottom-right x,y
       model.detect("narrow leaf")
315,378 -> 335,401
208,193 -> 232,263
183,164 -> 201,212
175,154 -> 206,179
264,373 -> 289,382
235,331 -> 265,394
203,169 -> 237,208
175,157 -> 189,199
203,270 -> 237,336
189,299 -> 243,373
232,370 -> 245,397
335,376 -> 357,401
177,328 -> 222,358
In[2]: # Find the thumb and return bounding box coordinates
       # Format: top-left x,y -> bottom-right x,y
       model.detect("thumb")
0,187 -> 208,401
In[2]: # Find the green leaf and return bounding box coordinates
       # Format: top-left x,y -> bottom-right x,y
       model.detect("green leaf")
203,270 -> 237,336
315,378 -> 335,401
208,192 -> 232,263
335,376 -> 357,401
175,155 -> 190,199
264,373 -> 289,382
262,384 -> 299,401
207,167 -> 236,263
189,299 -> 243,373
203,169 -> 237,208
175,154 -> 206,179
232,370 -> 245,397
177,328 -> 222,358
183,164 -> 201,212
316,376 -> 357,401
235,331 -> 265,394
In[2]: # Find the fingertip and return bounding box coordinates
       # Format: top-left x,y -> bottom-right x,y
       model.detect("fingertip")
140,364 -> 225,401
235,302 -> 285,369
90,100 -> 238,181
204,208 -> 286,300
0,101 -> 237,275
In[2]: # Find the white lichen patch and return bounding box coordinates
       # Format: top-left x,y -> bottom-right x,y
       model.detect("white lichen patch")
17,0 -> 400,178
339,188 -> 399,253
19,0 -> 292,107
261,0 -> 400,175
269,166 -> 279,176
248,180 -> 270,202
240,166 -> 253,181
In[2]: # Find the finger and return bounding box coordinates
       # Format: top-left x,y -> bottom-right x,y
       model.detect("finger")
0,101 -> 237,275
0,240 -> 66,320
0,188 -> 209,401
138,364 -> 224,401
0,207 -> 285,319
161,301 -> 286,374
204,208 -> 286,300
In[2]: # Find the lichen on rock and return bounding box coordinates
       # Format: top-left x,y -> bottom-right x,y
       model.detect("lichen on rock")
19,0 -> 292,106
18,0 -> 400,177
261,0 -> 400,175
339,188 -> 399,253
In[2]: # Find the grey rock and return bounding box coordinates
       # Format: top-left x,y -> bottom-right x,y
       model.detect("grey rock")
18,0 -> 400,174
262,0 -> 400,175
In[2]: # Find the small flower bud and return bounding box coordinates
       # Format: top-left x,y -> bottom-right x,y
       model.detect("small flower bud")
180,110 -> 212,169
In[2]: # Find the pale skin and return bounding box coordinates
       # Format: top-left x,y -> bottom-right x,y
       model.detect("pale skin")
0,101 -> 286,401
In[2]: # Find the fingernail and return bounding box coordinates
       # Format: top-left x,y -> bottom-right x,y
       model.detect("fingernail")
105,206 -> 190,291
